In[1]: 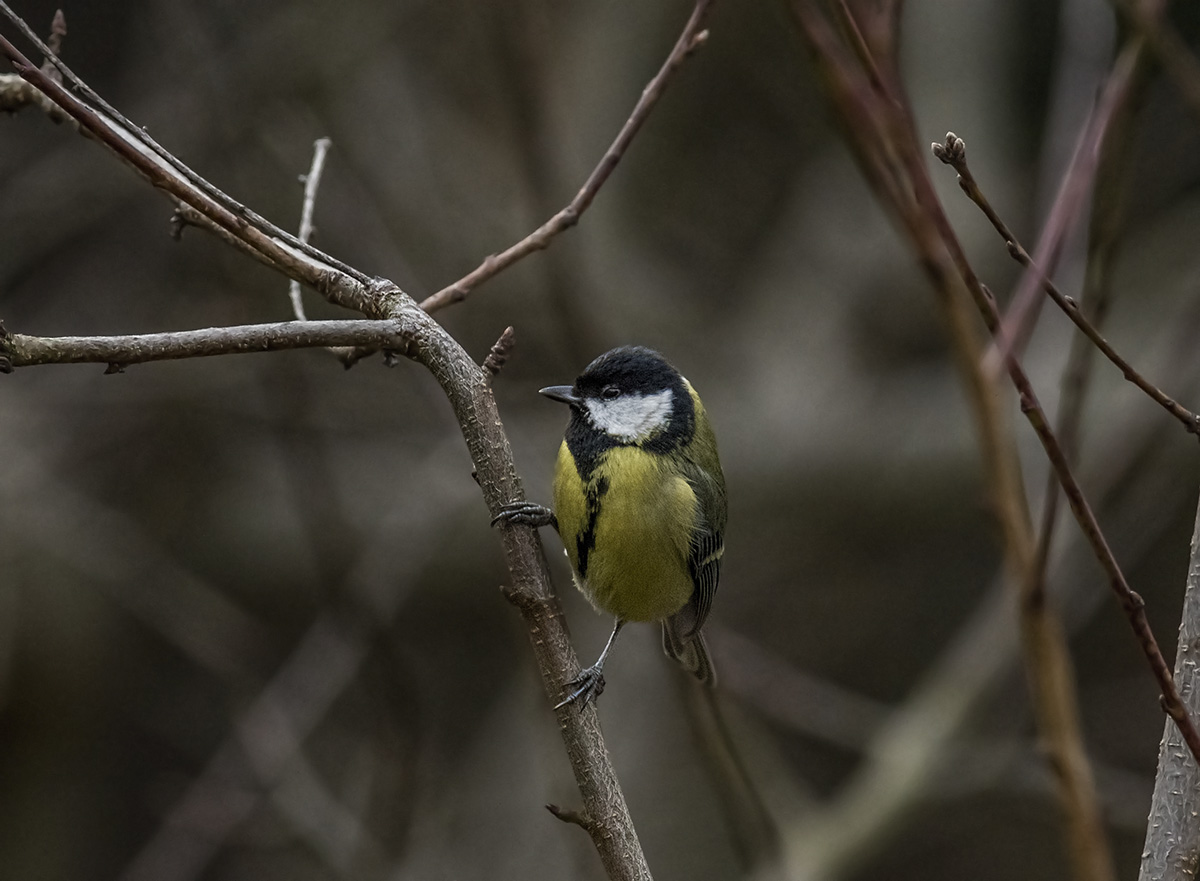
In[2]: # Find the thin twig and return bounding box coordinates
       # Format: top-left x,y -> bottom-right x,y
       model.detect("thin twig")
937,132 -> 1200,436
0,319 -> 410,371
482,326 -> 516,380
1033,43 -> 1146,659
984,39 -> 1142,374
826,3 -> 1200,778
418,0 -> 715,314
288,137 -> 333,321
0,1 -> 369,287
0,31 -> 383,315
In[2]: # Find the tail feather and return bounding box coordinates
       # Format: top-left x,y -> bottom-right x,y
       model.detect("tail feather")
662,618 -> 716,687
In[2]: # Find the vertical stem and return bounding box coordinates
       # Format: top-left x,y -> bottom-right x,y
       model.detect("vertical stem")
1140,494 -> 1200,881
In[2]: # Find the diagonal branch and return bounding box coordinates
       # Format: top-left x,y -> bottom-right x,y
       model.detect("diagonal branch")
0,1 -> 369,286
983,39 -> 1143,374
418,0 -> 715,314
938,132 -> 1200,437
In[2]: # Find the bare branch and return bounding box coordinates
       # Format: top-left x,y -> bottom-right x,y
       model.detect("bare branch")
0,319 -> 411,371
0,7 -> 66,119
418,0 -> 715,314
288,137 -> 333,322
0,1 -> 368,286
1139,497 -> 1200,881
983,39 -> 1142,374
0,30 -> 376,310
936,131 -> 1200,437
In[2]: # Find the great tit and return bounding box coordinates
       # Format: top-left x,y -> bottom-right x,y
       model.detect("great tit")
497,346 -> 727,708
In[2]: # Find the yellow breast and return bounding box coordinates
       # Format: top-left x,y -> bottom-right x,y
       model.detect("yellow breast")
553,442 -> 697,622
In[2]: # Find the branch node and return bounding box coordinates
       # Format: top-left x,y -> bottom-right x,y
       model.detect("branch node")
37,10 -> 67,82
545,803 -> 593,831
501,581 -> 540,613
482,326 -> 516,380
168,207 -> 193,241
104,362 -> 125,375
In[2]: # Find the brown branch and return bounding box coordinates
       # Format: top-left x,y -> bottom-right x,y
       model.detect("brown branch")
0,8 -> 66,119
813,1 -> 1200,777
785,6 -> 1145,881
984,38 -> 1142,373
937,132 -> 1200,437
0,319 -> 411,371
1033,43 -> 1148,668
418,0 -> 715,314
0,1 -> 368,287
482,325 -> 516,380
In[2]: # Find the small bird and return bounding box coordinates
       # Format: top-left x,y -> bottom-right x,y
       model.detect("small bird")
496,346 -> 727,708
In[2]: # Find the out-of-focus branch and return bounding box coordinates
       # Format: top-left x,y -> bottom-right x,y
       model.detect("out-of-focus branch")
417,0 -> 715,314
939,131 -> 1200,436
982,39 -> 1142,373
1139,497 -> 1200,881
1033,38 -> 1146,664
0,7 -> 66,119
1108,0 -> 1200,121
0,319 -> 411,371
785,5 -> 1128,881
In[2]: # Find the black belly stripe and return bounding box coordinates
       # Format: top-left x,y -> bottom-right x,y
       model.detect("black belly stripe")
575,475 -> 609,578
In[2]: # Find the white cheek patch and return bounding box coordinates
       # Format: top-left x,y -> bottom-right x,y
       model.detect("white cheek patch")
584,389 -> 674,441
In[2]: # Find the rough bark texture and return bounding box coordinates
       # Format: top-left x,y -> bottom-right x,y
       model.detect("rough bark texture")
1140,497 -> 1200,881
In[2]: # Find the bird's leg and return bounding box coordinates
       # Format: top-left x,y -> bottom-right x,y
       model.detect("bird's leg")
556,619 -> 625,709
491,501 -> 558,530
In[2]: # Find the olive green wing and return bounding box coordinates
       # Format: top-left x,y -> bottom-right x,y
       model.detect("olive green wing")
675,453 -> 726,639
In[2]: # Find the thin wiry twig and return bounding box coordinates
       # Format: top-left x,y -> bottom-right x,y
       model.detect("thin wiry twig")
0,1 -> 370,286
936,132 -> 1200,437
418,0 -> 715,314
287,137 -> 332,321
983,39 -> 1142,375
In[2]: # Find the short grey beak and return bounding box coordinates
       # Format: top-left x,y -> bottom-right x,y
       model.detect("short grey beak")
539,385 -> 581,406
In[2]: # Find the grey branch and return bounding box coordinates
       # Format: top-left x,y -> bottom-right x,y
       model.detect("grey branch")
0,320 -> 410,371
288,137 -> 333,321
1139,497 -> 1200,881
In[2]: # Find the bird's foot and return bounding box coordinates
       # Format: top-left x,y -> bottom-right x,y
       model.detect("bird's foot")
554,664 -> 606,710
492,501 -> 557,529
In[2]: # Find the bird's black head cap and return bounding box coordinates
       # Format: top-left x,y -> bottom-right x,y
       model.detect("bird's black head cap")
561,346 -> 696,478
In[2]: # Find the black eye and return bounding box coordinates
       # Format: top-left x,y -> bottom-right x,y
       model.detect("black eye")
601,385 -> 621,400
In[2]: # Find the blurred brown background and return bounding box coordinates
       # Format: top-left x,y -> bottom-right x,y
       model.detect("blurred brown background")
3,1 -> 1200,879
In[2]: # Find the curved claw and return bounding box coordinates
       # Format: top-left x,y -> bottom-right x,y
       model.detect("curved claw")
492,501 -> 557,530
554,665 -> 606,710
